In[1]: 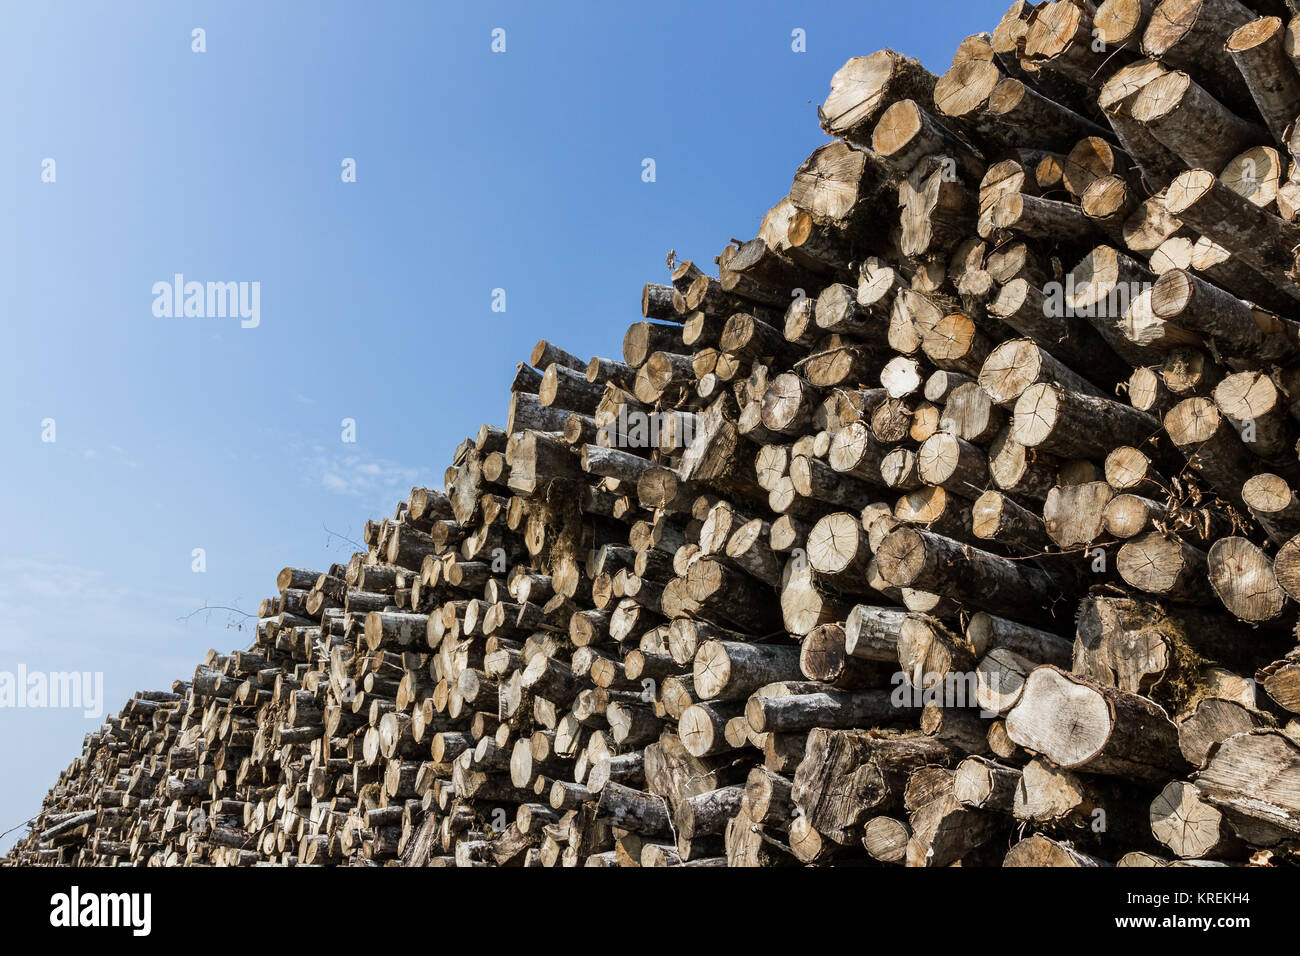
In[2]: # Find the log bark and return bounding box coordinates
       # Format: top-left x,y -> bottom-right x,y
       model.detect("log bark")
1193,729 -> 1300,844
953,756 -> 1022,813
791,730 -> 958,844
1152,270 -> 1299,365
1005,665 -> 1189,782
1165,168 -> 1300,302
876,526 -> 1063,620
693,640 -> 802,702
1227,15 -> 1300,144
979,338 -> 1106,408
1178,696 -> 1275,767
971,490 -> 1051,551
1164,397 -> 1261,511
1013,383 -> 1160,458
1131,70 -> 1265,170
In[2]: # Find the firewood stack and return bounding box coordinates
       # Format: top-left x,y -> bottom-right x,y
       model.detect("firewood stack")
11,0 -> 1300,869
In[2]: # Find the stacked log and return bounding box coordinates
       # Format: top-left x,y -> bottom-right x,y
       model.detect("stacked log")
10,0 -> 1300,868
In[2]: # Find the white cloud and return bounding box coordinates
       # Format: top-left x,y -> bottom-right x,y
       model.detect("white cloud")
302,448 -> 425,511
0,559 -> 128,607
321,472 -> 350,493
0,558 -> 205,668
108,445 -> 140,468
50,443 -> 139,469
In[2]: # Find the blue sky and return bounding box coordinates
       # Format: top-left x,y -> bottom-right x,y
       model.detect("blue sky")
0,0 -> 1009,849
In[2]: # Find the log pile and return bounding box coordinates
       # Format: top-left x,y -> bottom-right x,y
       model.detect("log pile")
11,0 -> 1300,868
